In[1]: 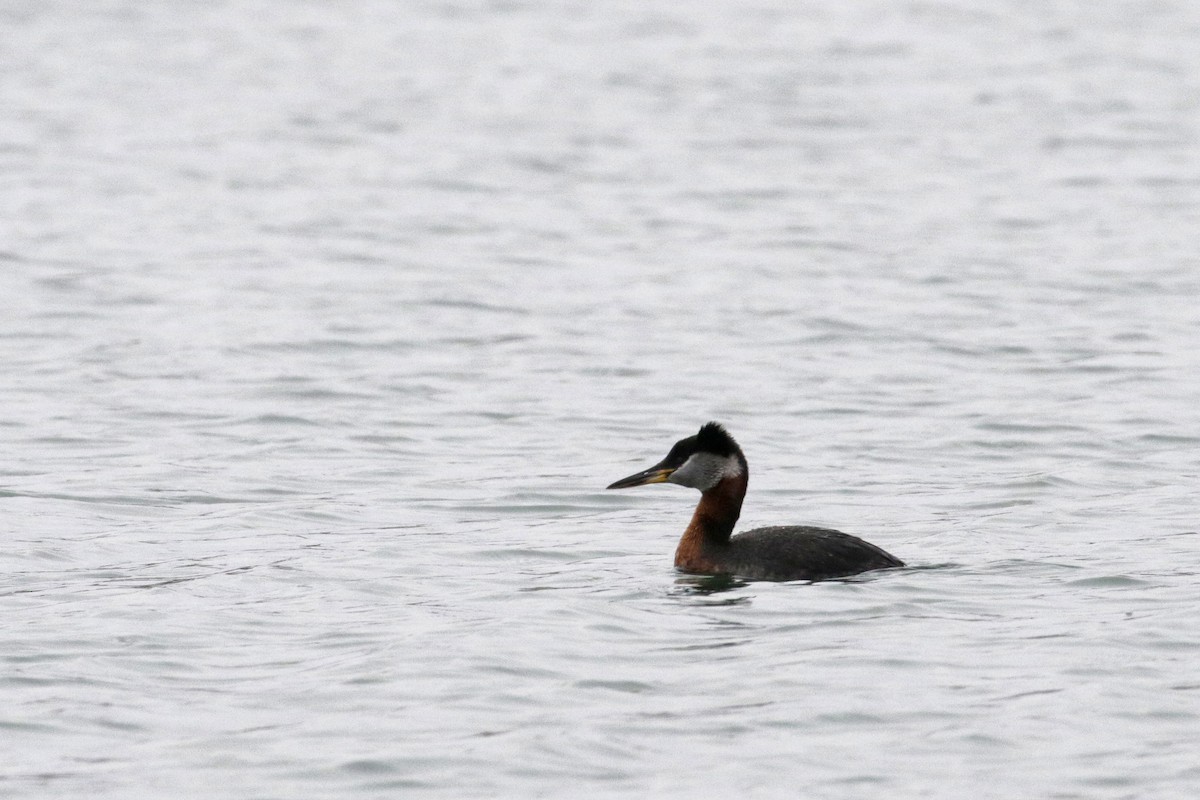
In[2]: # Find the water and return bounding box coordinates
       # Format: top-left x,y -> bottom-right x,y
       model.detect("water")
4,1 -> 1200,797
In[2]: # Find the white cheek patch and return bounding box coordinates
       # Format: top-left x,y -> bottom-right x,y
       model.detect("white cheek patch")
668,453 -> 742,490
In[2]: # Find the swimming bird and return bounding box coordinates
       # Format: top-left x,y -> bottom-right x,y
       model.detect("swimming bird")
606,422 -> 904,582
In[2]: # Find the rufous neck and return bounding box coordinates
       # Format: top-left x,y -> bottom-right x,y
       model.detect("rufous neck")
683,471 -> 748,545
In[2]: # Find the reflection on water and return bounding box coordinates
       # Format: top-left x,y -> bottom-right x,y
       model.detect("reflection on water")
672,573 -> 752,596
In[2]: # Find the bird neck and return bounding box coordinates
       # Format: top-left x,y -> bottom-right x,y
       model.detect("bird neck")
677,470 -> 747,556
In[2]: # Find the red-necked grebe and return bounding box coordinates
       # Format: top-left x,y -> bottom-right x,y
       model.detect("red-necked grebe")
607,422 -> 904,582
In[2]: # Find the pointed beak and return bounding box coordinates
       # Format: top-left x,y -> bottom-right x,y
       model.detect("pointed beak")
606,463 -> 675,490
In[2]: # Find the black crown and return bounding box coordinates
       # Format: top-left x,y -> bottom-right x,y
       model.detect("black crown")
695,421 -> 739,457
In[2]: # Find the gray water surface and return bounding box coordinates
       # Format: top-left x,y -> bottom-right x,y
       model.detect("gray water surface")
4,2 -> 1200,798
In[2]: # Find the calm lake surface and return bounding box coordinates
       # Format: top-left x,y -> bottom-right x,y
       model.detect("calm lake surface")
4,1 -> 1200,797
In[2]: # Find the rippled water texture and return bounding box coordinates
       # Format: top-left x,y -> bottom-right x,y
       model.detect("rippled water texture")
4,1 -> 1200,797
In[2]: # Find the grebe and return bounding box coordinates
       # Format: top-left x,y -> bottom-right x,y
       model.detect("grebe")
606,422 -> 904,582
